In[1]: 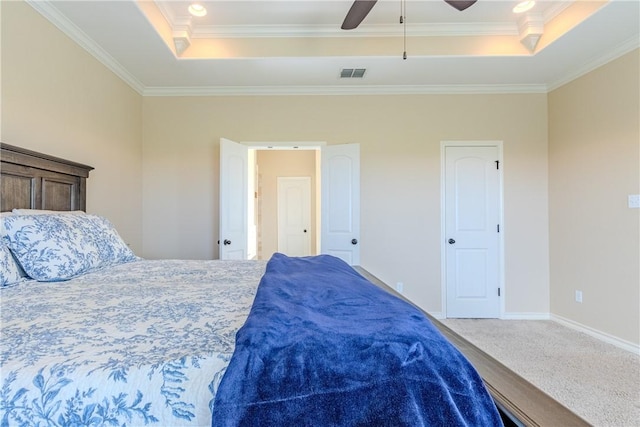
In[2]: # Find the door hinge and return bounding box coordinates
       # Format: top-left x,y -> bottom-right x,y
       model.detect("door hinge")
495,160 -> 500,170
497,224 -> 500,233
498,288 -> 501,296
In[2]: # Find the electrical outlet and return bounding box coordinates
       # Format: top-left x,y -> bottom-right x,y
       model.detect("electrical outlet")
575,290 -> 583,303
396,282 -> 404,294
629,195 -> 640,209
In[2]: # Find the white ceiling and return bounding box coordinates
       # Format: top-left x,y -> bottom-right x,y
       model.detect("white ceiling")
28,0 -> 640,95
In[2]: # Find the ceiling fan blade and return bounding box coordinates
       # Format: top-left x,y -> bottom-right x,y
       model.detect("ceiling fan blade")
445,0 -> 477,11
341,0 -> 378,30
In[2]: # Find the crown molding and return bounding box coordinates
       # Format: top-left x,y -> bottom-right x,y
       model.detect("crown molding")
191,22 -> 518,39
547,36 -> 640,91
25,0 -> 637,98
142,83 -> 548,97
541,1 -> 573,21
26,0 -> 145,95
157,2 -> 574,40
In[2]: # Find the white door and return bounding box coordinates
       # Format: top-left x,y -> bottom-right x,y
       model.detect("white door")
277,177 -> 311,256
444,144 -> 501,318
219,138 -> 248,260
321,143 -> 360,265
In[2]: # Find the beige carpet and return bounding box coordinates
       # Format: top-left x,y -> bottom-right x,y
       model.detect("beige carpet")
440,319 -> 639,427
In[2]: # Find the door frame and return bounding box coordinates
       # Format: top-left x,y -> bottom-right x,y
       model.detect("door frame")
220,140 -> 360,265
440,140 -> 505,319
248,141 -> 323,260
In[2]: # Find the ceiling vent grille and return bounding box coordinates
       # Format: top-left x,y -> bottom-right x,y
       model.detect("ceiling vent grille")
340,68 -> 366,78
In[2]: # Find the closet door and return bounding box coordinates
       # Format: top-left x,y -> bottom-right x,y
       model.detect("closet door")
443,143 -> 502,318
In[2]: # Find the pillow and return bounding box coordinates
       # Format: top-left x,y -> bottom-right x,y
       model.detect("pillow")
2,214 -> 138,281
0,243 -> 25,286
11,209 -> 86,215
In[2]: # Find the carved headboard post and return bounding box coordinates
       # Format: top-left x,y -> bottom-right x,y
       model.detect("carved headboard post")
0,143 -> 94,212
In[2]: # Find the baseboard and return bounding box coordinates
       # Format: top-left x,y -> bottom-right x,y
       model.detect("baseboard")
552,314 -> 640,355
435,309 -> 639,354
428,311 -> 550,320
501,312 -> 551,320
435,312 -> 550,320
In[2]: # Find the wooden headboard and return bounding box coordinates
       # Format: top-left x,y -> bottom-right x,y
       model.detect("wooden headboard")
0,143 -> 94,212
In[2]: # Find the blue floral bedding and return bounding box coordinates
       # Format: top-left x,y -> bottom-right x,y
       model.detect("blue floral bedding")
0,259 -> 267,427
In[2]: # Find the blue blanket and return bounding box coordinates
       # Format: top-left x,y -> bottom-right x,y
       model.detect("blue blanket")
212,253 -> 503,427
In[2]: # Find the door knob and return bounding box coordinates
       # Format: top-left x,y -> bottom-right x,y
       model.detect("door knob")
224,239 -> 232,245
351,239 -> 358,245
448,238 -> 456,244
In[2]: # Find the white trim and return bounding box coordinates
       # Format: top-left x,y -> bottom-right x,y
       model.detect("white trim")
440,141 -> 505,319
25,0 -> 145,95
142,84 -> 549,97
459,311 -> 640,354
242,141 -> 326,150
547,36 -> 640,91
28,1 -> 636,98
552,314 -> 640,355
440,145 -> 447,318
191,22 -> 518,39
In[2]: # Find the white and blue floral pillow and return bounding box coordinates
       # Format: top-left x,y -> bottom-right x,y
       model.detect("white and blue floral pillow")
0,243 -> 24,286
2,214 -> 138,281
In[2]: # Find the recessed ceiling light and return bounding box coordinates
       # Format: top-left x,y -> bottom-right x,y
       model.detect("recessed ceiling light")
188,3 -> 207,17
513,1 -> 535,14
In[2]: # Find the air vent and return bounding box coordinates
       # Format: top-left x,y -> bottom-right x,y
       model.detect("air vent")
340,68 -> 366,78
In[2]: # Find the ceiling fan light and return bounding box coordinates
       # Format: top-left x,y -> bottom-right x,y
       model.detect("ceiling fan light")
513,1 -> 535,14
188,3 -> 207,17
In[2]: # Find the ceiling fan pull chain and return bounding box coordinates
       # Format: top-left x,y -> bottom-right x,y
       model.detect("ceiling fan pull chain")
402,0 -> 407,60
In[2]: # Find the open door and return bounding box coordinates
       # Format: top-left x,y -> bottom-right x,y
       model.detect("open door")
321,144 -> 360,265
219,138 -> 248,260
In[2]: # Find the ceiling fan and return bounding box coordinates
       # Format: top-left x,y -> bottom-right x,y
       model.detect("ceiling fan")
341,0 -> 477,30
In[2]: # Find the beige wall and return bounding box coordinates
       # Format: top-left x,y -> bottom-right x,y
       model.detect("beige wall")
7,0 -> 636,344
548,49 -> 640,344
256,150 -> 317,260
141,94 -> 550,315
1,1 -> 144,253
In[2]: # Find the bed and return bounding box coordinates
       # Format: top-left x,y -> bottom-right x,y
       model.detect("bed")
1,142 -> 587,427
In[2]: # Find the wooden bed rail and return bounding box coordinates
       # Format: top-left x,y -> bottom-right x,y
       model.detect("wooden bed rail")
354,266 -> 590,427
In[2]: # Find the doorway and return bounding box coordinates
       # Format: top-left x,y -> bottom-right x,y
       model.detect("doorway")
441,141 -> 504,318
219,139 -> 361,264
256,149 -> 319,260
